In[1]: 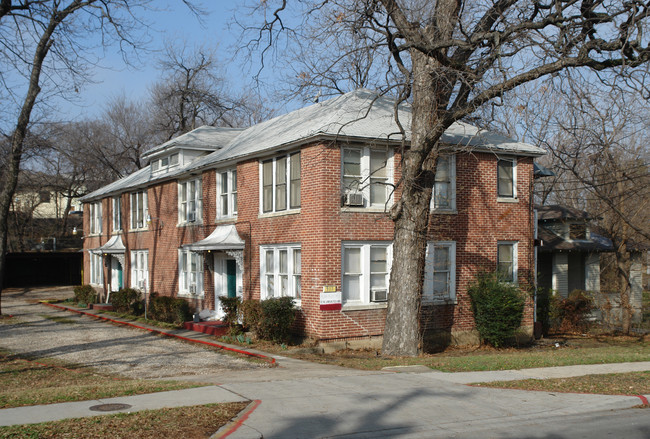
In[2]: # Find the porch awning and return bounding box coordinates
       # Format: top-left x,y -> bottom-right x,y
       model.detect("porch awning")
94,234 -> 126,254
182,224 -> 245,251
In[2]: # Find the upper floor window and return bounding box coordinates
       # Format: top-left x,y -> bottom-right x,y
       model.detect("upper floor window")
217,169 -> 237,219
89,201 -> 102,235
39,191 -> 51,203
151,153 -> 179,174
130,190 -> 148,230
342,242 -> 391,304
569,223 -> 588,240
130,250 -> 148,291
179,179 -> 202,224
260,244 -> 301,301
423,241 -> 456,303
431,155 -> 456,212
112,196 -> 122,232
179,249 -> 203,296
261,152 -> 300,214
497,241 -> 518,283
497,158 -> 517,199
342,147 -> 392,208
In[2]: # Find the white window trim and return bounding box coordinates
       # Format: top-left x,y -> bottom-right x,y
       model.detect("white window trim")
112,196 -> 122,232
178,178 -> 203,225
423,241 -> 457,304
259,152 -> 301,215
341,146 -> 394,209
341,241 -> 392,306
497,157 -> 518,201
178,249 -> 204,297
130,190 -> 148,230
130,250 -> 149,291
217,169 -> 238,219
430,154 -> 457,212
260,244 -> 301,304
497,241 -> 519,284
151,152 -> 180,175
89,202 -> 102,235
90,252 -> 103,285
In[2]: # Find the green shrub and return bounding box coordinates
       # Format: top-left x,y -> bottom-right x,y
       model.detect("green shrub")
558,289 -> 594,332
148,293 -> 192,325
73,285 -> 97,306
258,297 -> 296,343
111,288 -> 142,314
218,296 -> 241,327
468,272 -> 525,347
241,299 -> 263,333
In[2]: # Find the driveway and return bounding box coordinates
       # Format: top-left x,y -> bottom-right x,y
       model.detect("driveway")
0,287 -> 261,378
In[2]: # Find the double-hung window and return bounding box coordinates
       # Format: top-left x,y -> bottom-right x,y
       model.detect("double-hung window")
90,252 -> 103,285
261,152 -> 300,214
497,241 -> 518,283
431,155 -> 456,211
497,157 -> 517,199
89,202 -> 102,235
130,190 -> 148,230
260,245 -> 301,301
179,179 -> 202,224
130,250 -> 148,291
179,249 -> 203,295
423,241 -> 456,303
342,147 -> 392,208
112,196 -> 122,232
217,170 -> 237,218
342,242 -> 391,304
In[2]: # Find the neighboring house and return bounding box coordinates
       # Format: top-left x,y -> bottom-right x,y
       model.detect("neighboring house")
81,89 -> 545,347
13,188 -> 83,219
536,204 -> 644,324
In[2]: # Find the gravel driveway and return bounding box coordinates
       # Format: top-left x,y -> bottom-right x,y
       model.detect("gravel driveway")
0,287 -> 263,379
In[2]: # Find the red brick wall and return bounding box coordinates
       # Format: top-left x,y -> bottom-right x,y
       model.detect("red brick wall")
84,144 -> 536,341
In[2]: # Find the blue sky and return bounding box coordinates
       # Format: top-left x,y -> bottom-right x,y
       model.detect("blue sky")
60,1 -> 269,121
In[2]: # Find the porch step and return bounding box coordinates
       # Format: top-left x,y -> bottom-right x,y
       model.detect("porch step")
183,320 -> 229,337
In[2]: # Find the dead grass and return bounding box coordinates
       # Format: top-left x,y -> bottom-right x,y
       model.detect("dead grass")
474,371 -> 650,396
0,351 -> 206,409
0,402 -> 249,439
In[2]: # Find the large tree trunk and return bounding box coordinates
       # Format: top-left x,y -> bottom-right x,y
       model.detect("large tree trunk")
382,50 -> 450,356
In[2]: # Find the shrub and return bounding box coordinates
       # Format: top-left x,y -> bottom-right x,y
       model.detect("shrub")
468,272 -> 525,347
241,299 -> 263,334
258,297 -> 296,343
536,288 -> 562,337
73,285 -> 97,306
148,293 -> 192,325
111,288 -> 142,314
219,296 -> 242,327
557,289 -> 594,332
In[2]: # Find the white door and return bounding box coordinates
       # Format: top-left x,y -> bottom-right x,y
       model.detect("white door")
213,253 -> 242,320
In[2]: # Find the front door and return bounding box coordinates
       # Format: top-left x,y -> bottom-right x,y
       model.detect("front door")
226,259 -> 237,298
214,254 -> 241,319
111,257 -> 123,292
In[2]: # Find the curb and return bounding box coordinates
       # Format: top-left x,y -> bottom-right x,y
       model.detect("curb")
42,302 -> 276,366
212,399 -> 262,439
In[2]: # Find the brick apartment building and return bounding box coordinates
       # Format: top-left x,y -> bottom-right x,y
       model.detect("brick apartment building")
81,89 -> 545,346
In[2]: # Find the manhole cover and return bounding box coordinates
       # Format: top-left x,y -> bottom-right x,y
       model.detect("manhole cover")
89,403 -> 132,412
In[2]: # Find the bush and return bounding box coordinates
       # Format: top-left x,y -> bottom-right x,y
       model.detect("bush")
73,285 -> 97,306
111,288 -> 142,314
241,299 -> 263,334
219,296 -> 242,327
258,297 -> 296,343
536,288 -> 562,337
148,293 -> 192,325
468,272 -> 525,347
557,289 -> 593,332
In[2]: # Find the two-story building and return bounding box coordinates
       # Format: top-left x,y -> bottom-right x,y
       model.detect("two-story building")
81,89 -> 545,346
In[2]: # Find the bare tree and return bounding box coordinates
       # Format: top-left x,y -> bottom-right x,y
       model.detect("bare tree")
240,0 -> 650,355
0,0 -> 194,314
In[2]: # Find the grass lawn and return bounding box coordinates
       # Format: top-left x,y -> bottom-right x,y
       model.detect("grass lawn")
0,402 -> 249,439
0,350 -> 206,409
260,333 -> 650,372
474,371 -> 650,397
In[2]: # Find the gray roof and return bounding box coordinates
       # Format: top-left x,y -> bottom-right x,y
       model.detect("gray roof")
82,89 -> 545,202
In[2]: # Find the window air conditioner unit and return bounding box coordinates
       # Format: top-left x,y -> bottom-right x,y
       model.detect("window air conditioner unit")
189,284 -> 197,294
344,192 -> 364,207
371,289 -> 388,302
137,280 -> 144,290
188,212 -> 196,223
137,221 -> 143,229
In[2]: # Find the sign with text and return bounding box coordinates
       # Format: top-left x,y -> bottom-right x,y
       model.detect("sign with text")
320,287 -> 342,310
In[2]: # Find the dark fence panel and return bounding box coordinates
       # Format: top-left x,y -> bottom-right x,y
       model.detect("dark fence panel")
4,252 -> 82,287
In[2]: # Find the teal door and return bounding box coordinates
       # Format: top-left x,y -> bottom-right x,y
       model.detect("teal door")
226,260 -> 237,298
117,263 -> 123,289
